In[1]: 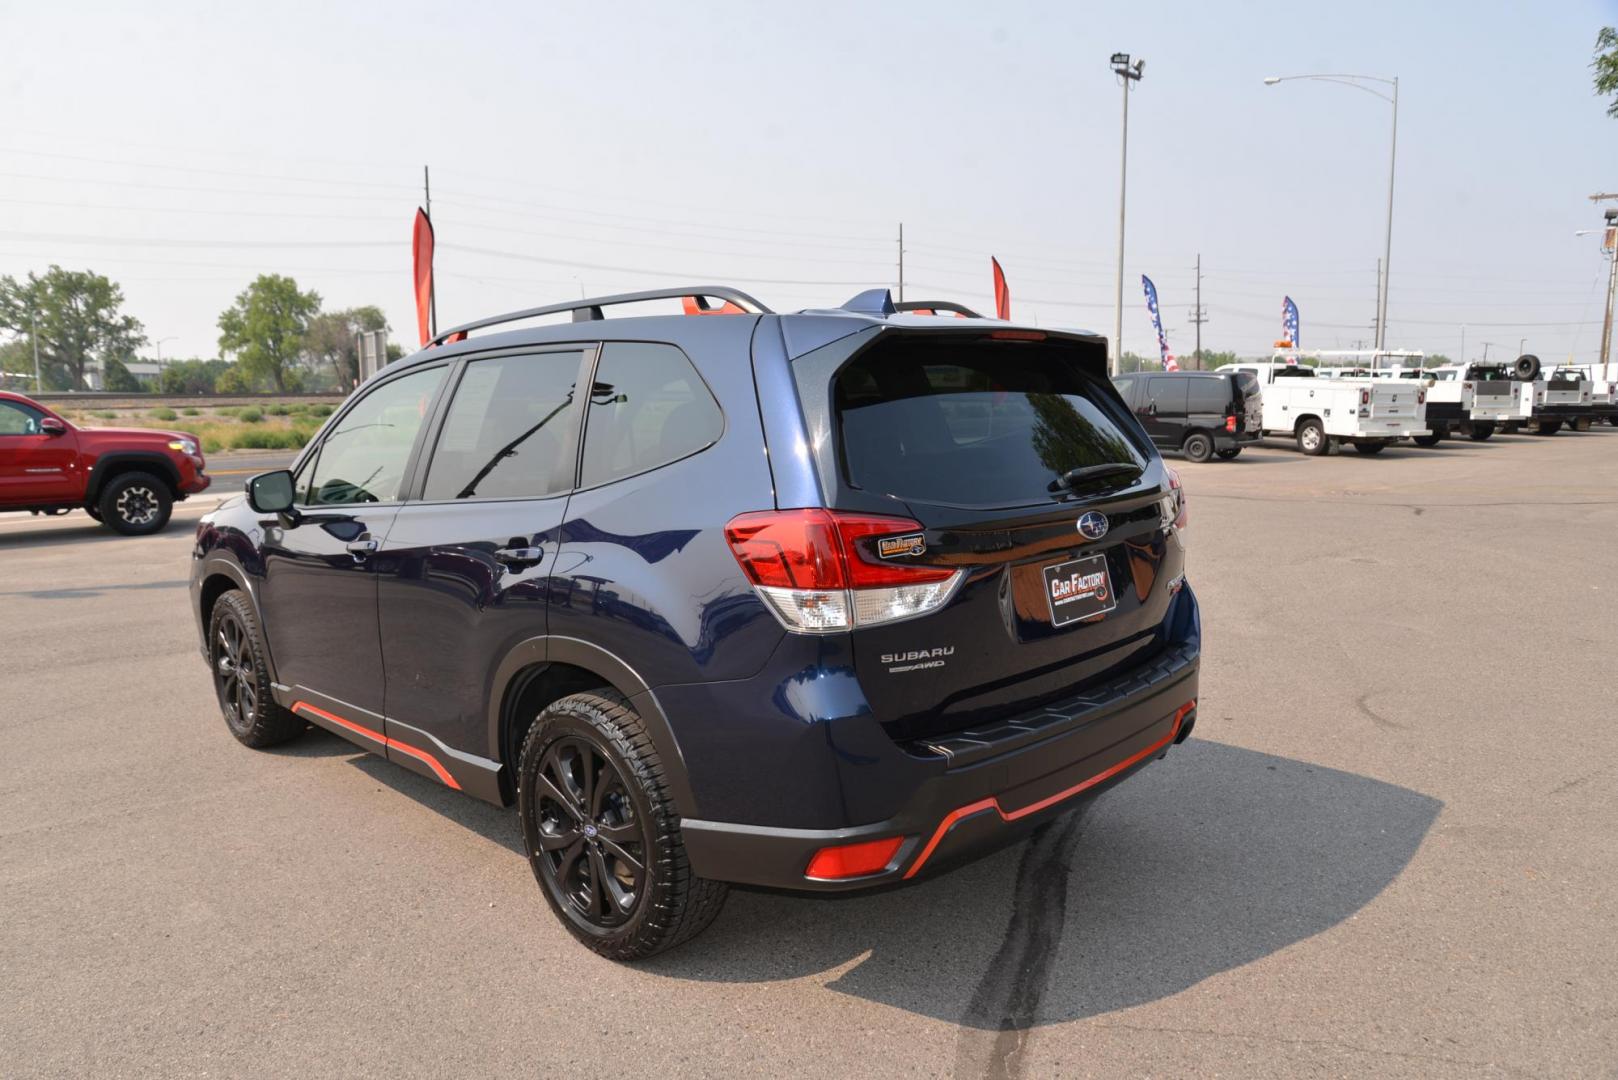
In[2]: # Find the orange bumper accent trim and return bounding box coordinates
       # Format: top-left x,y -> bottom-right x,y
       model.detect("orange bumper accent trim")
903,700 -> 1194,879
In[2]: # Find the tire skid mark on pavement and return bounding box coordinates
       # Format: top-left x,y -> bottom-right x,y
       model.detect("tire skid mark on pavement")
1355,692 -> 1410,732
953,806 -> 1090,1080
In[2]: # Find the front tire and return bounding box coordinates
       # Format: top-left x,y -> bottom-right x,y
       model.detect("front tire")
1296,418 -> 1328,456
1468,422 -> 1496,441
519,691 -> 727,960
209,591 -> 305,748
99,471 -> 172,535
1181,431 -> 1214,463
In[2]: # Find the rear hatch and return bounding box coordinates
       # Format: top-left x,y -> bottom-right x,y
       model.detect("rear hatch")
1235,371 -> 1263,432
797,330 -> 1179,742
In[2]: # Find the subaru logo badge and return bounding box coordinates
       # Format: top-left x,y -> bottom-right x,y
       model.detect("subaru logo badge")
1076,511 -> 1109,541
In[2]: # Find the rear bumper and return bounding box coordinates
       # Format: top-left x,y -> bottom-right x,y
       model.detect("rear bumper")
680,642 -> 1199,891
1215,430 -> 1262,450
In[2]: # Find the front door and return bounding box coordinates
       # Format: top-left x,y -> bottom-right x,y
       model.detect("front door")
0,399 -> 80,504
1141,376 -> 1188,447
256,364 -> 448,732
376,346 -> 589,783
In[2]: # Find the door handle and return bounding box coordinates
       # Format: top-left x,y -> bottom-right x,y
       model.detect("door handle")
494,546 -> 545,565
345,537 -> 379,561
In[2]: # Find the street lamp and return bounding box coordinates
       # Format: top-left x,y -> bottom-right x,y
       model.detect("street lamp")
1110,52 -> 1145,376
153,336 -> 177,363
1265,72 -> 1399,354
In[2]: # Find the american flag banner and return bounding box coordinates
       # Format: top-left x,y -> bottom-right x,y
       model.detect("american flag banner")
1141,275 -> 1174,368
1282,296 -> 1300,349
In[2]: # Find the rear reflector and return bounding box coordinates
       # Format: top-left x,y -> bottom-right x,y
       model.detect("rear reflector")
805,836 -> 905,880
988,329 -> 1046,341
726,510 -> 964,633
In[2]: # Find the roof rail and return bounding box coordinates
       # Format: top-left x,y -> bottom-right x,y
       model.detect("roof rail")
430,286 -> 772,346
893,300 -> 984,318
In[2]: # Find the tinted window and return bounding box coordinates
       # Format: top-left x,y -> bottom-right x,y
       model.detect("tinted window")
580,342 -> 722,487
424,351 -> 583,501
1111,375 -> 1138,404
833,341 -> 1146,508
1145,377 -> 1189,414
1186,377 -> 1231,413
0,400 -> 47,435
305,365 -> 445,505
1234,372 -> 1260,397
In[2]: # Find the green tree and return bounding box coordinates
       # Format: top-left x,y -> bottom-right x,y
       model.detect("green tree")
157,358 -> 231,394
0,338 -> 35,386
217,274 -> 320,393
0,266 -> 146,390
304,305 -> 390,388
1596,27 -> 1618,117
101,355 -> 143,392
216,365 -> 254,393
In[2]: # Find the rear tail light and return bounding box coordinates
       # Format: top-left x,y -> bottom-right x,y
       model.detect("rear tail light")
1162,467 -> 1188,530
1417,388 -> 1426,405
804,836 -> 905,880
725,510 -> 964,634
1224,414 -> 1237,433
1359,388 -> 1371,406
1462,381 -> 1473,392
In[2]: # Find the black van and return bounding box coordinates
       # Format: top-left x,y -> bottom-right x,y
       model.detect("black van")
1111,371 -> 1263,462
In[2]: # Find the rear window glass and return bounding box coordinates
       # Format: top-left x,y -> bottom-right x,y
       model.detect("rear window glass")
1185,378 -> 1230,412
832,341 -> 1146,508
1234,372 -> 1260,396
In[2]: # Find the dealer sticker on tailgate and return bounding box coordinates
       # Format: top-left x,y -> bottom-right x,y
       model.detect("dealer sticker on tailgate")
1043,554 -> 1116,626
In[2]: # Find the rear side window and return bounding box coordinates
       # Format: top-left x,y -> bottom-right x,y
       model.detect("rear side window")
423,350 -> 584,501
580,342 -> 722,487
1146,377 -> 1189,413
305,365 -> 445,505
1185,378 -> 1231,413
1234,372 -> 1260,397
832,340 -> 1146,508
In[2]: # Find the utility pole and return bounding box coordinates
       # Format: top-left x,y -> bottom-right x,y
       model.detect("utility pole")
1482,341 -> 1494,363
1188,253 -> 1208,369
1110,53 -> 1145,376
1372,259 -> 1382,353
897,223 -> 905,303
1598,209 -> 1618,374
1460,325 -> 1466,366
424,165 -> 437,338
30,300 -> 42,390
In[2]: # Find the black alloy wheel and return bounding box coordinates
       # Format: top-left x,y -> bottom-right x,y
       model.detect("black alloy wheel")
531,736 -> 649,931
213,605 -> 261,736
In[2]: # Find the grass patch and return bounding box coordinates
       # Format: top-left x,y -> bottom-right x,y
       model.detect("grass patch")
182,407 -> 201,416
151,407 -> 178,421
92,409 -> 118,419
235,407 -> 263,423
266,404 -> 290,416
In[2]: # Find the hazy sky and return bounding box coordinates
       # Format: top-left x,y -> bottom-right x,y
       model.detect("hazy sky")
3,0 -> 1616,365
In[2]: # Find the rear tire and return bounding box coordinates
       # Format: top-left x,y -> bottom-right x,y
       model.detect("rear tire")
1412,433 -> 1442,447
1352,440 -> 1387,455
98,471 -> 172,535
1181,431 -> 1214,463
519,690 -> 727,960
1468,422 -> 1496,441
1572,416 -> 1593,432
209,591 -> 305,748
1534,421 -> 1562,435
1214,447 -> 1241,460
1296,418 -> 1328,456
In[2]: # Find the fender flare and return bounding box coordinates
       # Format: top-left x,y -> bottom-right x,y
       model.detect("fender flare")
87,451 -> 182,503
195,554 -> 279,684
485,635 -> 698,816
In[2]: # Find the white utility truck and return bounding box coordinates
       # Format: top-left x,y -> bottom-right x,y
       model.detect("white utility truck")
1216,352 -> 1429,456
1398,364 -> 1533,442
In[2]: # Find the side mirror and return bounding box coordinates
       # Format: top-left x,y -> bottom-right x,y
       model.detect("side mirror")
39,417 -> 66,436
247,470 -> 297,519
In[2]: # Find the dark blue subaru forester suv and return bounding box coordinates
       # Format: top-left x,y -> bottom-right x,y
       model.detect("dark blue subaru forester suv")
191,286 -> 1200,959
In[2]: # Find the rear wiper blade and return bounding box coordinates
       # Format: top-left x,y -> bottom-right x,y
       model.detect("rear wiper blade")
1048,463 -> 1142,493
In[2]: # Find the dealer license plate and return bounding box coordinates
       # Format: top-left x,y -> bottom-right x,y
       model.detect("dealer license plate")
1043,554 -> 1117,627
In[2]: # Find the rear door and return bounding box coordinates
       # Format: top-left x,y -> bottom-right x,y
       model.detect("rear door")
375,345 -> 589,773
805,333 -> 1181,742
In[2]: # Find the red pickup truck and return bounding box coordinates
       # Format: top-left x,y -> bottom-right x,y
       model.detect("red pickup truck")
0,390 -> 210,534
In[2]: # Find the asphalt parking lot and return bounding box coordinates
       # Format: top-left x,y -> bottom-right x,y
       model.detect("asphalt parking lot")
3,431 -> 1615,1079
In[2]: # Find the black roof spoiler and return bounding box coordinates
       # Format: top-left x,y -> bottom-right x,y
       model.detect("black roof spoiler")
892,300 -> 985,319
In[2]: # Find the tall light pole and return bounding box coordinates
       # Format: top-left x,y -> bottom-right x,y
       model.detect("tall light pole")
1265,73 -> 1399,354
153,336 -> 176,364
1598,210 -> 1618,374
1111,52 -> 1145,376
